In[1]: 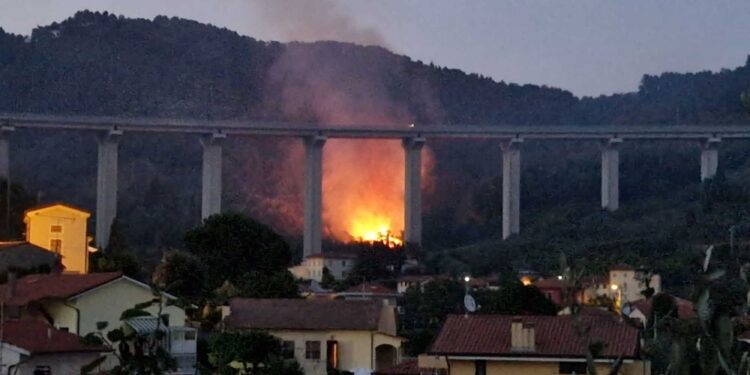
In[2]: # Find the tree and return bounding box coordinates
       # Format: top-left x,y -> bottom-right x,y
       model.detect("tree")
320,267 -> 337,290
184,213 -> 291,290
152,250 -> 207,300
81,287 -> 176,375
208,330 -> 303,375
235,270 -> 299,299
90,218 -> 142,278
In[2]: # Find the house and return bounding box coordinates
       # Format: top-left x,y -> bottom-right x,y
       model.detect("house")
226,298 -> 404,374
376,358 -> 446,375
336,282 -> 400,306
422,314 -> 650,375
623,294 -> 694,326
0,241 -> 62,275
396,275 -> 438,294
289,252 -> 358,282
0,319 -> 109,375
122,316 -> 198,375
609,264 -> 661,303
24,203 -> 92,274
0,272 -> 196,374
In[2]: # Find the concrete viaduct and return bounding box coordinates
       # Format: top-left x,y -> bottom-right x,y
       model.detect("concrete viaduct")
0,112 -> 746,256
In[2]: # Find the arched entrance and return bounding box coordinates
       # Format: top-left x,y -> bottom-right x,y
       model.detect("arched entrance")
375,344 -> 398,370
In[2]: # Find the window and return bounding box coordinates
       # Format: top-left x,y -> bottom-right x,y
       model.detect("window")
282,341 -> 295,359
305,341 -> 321,360
32,366 -> 51,375
49,239 -> 62,253
559,362 -> 588,374
50,225 -> 62,233
184,330 -> 196,340
475,360 -> 486,375
342,260 -> 346,267
57,327 -> 69,332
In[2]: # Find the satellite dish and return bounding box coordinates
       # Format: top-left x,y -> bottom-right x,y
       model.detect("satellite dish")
464,294 -> 477,313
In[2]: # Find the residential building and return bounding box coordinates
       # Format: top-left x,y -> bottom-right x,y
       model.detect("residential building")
396,275 -> 438,294
623,294 -> 694,326
0,241 -> 62,274
336,282 -> 400,306
609,264 -> 662,303
226,298 -> 404,374
376,358 -> 446,375
0,272 -> 196,373
24,203 -> 92,274
123,316 -> 198,375
0,319 -> 109,375
421,314 -> 650,375
289,252 -> 358,282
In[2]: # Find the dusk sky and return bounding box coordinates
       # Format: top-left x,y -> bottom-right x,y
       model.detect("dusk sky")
1,0 -> 749,97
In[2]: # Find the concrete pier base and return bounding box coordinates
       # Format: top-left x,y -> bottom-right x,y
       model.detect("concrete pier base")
0,125 -> 15,182
96,128 -> 122,249
700,137 -> 721,181
201,132 -> 226,220
403,137 -> 425,245
501,138 -> 522,239
303,136 -> 326,258
601,138 -> 622,211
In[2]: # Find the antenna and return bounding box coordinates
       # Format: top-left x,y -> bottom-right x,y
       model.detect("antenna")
464,294 -> 477,314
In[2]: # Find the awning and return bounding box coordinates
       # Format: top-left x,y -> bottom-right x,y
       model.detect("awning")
124,316 -> 168,335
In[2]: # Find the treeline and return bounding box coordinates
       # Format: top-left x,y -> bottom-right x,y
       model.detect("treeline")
1,11 -> 750,276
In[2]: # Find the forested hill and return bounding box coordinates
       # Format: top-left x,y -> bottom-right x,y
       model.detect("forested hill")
1,11 -> 750,281
2,11 -> 749,125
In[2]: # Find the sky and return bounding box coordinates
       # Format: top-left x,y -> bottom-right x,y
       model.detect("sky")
0,0 -> 749,97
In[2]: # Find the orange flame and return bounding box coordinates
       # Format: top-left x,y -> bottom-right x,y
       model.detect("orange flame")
321,138 -> 433,247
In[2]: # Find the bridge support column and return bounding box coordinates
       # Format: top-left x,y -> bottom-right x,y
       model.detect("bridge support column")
200,132 -> 226,220
0,125 -> 14,182
303,136 -> 326,258
96,128 -> 123,249
501,138 -> 522,239
700,137 -> 721,181
403,137 -> 425,245
601,138 -> 622,211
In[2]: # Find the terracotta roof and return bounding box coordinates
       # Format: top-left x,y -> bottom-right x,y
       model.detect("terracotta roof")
2,320 -> 108,354
227,298 -> 384,331
429,315 -> 640,359
0,272 -> 122,306
534,278 -> 570,289
0,242 -> 61,273
24,202 -> 91,217
344,282 -> 396,294
628,295 -> 694,319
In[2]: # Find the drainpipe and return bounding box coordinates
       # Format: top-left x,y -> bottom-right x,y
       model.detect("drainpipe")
370,331 -> 374,370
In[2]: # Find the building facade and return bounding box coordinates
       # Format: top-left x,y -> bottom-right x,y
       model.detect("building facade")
24,203 -> 92,274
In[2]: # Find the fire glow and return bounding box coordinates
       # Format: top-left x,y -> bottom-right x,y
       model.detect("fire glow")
323,139 -> 405,247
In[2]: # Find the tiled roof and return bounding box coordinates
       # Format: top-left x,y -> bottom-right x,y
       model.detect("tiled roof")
227,298 -> 383,331
0,272 -> 122,306
306,251 -> 359,260
24,202 -> 91,217
2,320 -> 108,354
345,282 -> 396,294
0,242 -> 61,273
629,295 -> 695,319
534,278 -> 570,289
429,315 -> 640,359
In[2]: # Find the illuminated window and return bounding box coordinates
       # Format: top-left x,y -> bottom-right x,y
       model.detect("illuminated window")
305,341 -> 321,360
50,239 -> 62,253
50,225 -> 63,233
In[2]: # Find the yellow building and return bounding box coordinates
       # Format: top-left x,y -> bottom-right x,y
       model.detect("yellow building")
421,314 -> 650,375
24,203 -> 92,274
226,298 -> 403,374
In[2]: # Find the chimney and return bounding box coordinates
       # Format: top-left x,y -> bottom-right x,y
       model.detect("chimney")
510,317 -> 535,351
6,272 -> 16,298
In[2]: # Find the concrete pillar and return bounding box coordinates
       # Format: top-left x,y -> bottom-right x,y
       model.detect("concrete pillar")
700,137 -> 721,181
96,128 -> 123,249
501,138 -> 522,239
0,125 -> 15,182
303,135 -> 326,258
200,132 -> 226,219
403,137 -> 425,245
601,138 -> 622,211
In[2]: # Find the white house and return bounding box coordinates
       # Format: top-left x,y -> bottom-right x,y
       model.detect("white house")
289,252 -> 358,282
